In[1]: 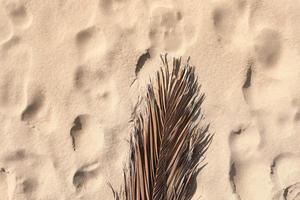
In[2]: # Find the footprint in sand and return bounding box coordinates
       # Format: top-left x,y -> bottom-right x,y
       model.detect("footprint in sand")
230,159 -> 273,200
212,0 -> 254,45
3,0 -> 32,29
0,39 -> 31,116
149,6 -> 185,53
99,0 -> 126,14
98,0 -> 140,29
73,162 -> 101,192
69,115 -> 104,157
21,91 -> 45,122
271,153 -> 300,200
70,115 -> 88,151
1,36 -> 20,51
271,154 -> 300,190
2,150 -> 63,199
212,1 -> 243,43
73,65 -> 120,112
233,87 -> 297,197
73,65 -> 107,97
254,28 -> 282,68
212,6 -> 237,41
248,0 -> 288,31
76,26 -> 106,61
5,149 -> 27,162
229,124 -> 261,162
228,122 -> 277,199
228,124 -> 260,199
13,177 -> 37,199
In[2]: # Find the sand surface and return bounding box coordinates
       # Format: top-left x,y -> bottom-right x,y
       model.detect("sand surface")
0,0 -> 300,199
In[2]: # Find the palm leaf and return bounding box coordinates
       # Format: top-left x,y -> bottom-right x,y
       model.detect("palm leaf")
111,55 -> 213,200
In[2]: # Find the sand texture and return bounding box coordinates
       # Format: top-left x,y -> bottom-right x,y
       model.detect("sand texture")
0,0 -> 300,199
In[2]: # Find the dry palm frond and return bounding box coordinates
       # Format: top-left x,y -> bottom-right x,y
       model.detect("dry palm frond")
111,55 -> 213,200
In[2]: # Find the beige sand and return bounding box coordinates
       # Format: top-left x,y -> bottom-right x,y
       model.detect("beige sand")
0,0 -> 300,199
